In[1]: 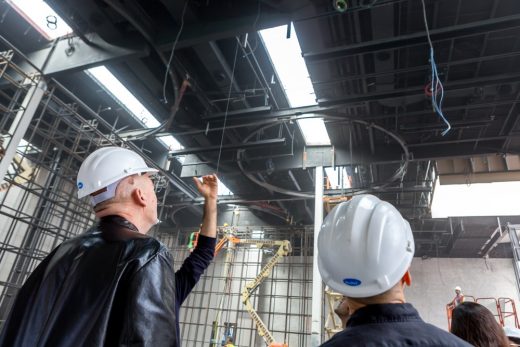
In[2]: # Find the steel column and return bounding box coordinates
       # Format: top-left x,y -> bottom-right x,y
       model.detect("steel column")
311,166 -> 324,346
0,77 -> 46,181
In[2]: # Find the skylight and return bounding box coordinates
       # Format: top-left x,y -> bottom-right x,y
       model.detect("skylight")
431,180 -> 520,217
218,179 -> 233,196
85,66 -> 183,152
260,24 -> 316,107
7,0 -> 72,40
325,167 -> 352,189
297,117 -> 331,146
260,24 -> 331,146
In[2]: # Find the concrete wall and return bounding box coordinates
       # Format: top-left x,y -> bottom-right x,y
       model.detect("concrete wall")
407,257 -> 519,330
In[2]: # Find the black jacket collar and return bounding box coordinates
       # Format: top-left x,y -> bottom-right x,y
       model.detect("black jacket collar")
346,303 -> 422,327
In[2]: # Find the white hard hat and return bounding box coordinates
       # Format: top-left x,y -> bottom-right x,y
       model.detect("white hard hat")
77,146 -> 158,203
318,195 -> 415,298
455,286 -> 462,292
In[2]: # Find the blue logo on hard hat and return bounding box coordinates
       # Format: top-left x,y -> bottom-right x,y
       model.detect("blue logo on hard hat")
77,182 -> 84,189
343,278 -> 361,286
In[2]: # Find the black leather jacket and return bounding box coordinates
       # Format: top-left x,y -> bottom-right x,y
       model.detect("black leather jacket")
0,216 -> 215,347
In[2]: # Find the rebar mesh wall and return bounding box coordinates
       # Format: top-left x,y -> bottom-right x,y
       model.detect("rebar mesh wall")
157,226 -> 314,347
0,50 -> 166,328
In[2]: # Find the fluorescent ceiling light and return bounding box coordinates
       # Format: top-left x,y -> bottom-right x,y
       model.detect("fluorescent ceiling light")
431,180 -> 520,217
325,167 -> 352,189
260,23 -> 316,108
7,0 -> 72,40
86,66 -> 184,152
297,117 -> 331,146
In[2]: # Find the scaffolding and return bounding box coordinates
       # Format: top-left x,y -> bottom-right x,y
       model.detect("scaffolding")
0,48 -> 171,328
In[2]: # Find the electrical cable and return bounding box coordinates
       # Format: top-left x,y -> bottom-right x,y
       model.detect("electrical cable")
216,41 -> 240,175
162,0 -> 189,105
101,0 -> 182,139
420,0 -> 451,135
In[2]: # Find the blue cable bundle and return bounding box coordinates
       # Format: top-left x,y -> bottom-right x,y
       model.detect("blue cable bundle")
429,48 -> 451,135
421,0 -> 451,135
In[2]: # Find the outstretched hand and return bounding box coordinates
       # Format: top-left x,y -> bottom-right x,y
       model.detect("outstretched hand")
193,174 -> 218,200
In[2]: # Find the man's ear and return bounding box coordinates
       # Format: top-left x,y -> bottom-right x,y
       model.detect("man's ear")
131,187 -> 146,207
402,270 -> 412,287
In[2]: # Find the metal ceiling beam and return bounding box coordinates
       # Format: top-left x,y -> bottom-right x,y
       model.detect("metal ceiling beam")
17,33 -> 148,76
168,138 -> 286,157
317,72 -> 520,107
312,50 -> 520,86
157,12 -> 291,50
232,139 -> 517,174
304,14 -> 520,62
203,106 -> 272,120
164,187 -> 433,206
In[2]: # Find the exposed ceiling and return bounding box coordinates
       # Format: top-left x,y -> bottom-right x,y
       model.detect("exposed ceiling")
1,0 -> 520,257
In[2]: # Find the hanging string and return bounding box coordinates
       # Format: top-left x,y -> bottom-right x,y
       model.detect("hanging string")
162,0 -> 189,104
216,41 -> 240,175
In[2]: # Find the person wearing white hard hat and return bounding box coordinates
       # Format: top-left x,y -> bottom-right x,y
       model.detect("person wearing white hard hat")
318,195 -> 471,347
0,146 -> 218,347
448,286 -> 465,309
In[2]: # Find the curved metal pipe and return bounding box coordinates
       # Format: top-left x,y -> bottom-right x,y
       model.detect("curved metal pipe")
236,116 -> 410,198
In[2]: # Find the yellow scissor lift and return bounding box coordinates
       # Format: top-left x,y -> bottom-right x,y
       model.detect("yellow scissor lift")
190,226 -> 291,347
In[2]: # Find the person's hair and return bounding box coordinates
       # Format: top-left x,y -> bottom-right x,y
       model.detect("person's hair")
451,302 -> 510,347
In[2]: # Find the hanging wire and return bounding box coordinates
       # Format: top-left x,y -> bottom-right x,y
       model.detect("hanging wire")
162,0 -> 189,105
216,41 -> 240,175
420,0 -> 451,135
243,0 -> 262,56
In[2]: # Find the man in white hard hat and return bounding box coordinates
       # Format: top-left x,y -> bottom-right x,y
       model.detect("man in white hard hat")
0,146 -> 218,347
318,195 -> 471,346
449,286 -> 465,309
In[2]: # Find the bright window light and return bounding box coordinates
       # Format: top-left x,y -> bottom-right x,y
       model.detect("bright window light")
297,117 -> 331,146
218,179 -> 233,196
325,167 -> 352,189
7,0 -> 72,40
260,23 -> 316,107
17,139 -> 41,154
158,135 -> 183,151
86,66 -> 183,152
431,180 -> 520,217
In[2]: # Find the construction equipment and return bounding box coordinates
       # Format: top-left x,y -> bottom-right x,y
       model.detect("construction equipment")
192,226 -> 291,347
240,238 -> 291,347
446,295 -> 519,330
324,287 -> 344,338
0,142 -> 35,193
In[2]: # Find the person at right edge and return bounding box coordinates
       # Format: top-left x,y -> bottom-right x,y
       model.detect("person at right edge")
318,195 -> 471,346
